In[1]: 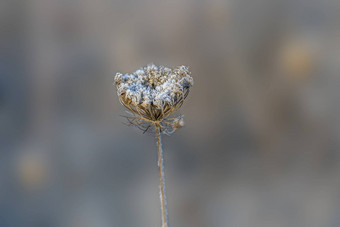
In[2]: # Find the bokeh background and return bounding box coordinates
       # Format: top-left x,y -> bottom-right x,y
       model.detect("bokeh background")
1,0 -> 340,226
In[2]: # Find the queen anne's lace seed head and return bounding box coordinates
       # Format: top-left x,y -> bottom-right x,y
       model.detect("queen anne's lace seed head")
114,63 -> 193,134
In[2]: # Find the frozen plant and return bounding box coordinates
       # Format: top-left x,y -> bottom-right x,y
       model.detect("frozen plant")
114,63 -> 193,227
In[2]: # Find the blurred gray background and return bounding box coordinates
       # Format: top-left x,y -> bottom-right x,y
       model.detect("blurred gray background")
1,0 -> 340,226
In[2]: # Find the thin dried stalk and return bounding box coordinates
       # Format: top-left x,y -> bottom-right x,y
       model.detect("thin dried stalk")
156,124 -> 169,227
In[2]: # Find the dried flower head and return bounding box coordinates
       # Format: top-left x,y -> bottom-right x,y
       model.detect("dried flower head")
114,63 -> 193,134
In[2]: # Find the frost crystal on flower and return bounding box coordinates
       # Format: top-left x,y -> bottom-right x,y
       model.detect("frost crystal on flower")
114,63 -> 193,134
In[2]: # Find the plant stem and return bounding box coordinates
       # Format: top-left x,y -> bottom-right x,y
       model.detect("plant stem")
155,125 -> 169,227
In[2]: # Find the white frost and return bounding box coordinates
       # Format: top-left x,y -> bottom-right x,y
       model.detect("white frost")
114,63 -> 193,109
